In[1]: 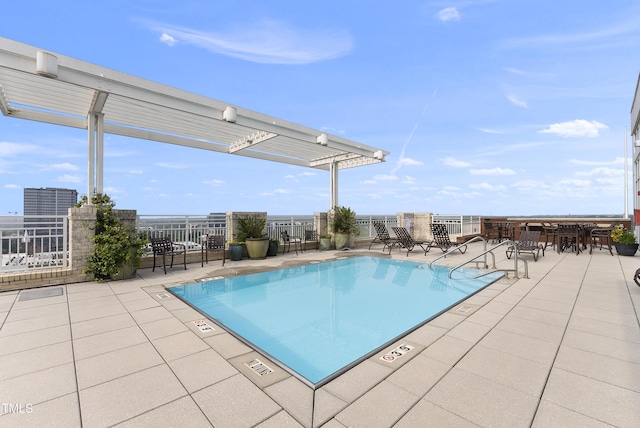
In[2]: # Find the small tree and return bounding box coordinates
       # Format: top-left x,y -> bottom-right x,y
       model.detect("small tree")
329,206 -> 360,236
77,194 -> 147,281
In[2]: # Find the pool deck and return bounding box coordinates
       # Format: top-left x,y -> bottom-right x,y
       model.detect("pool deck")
1,242 -> 639,427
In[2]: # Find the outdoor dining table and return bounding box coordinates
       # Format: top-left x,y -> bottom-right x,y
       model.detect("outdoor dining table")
556,223 -> 596,254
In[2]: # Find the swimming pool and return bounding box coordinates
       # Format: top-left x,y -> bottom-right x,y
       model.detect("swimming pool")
168,256 -> 503,386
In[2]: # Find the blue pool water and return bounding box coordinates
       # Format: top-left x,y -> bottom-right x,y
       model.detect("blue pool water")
168,256 -> 503,386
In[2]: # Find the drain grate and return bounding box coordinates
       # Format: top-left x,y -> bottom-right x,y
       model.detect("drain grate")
18,287 -> 64,301
192,319 -> 215,333
244,359 -> 274,376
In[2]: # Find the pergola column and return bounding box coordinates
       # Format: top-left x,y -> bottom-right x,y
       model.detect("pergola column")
87,112 -> 104,199
330,161 -> 339,209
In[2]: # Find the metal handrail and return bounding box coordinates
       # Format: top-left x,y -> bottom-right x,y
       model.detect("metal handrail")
428,235 -> 493,270
447,239 -> 529,279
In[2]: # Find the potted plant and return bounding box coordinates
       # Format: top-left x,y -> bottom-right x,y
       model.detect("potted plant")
611,226 -> 638,256
76,193 -> 147,281
237,215 -> 269,259
319,234 -> 332,251
330,206 -> 360,250
267,238 -> 280,256
228,241 -> 245,261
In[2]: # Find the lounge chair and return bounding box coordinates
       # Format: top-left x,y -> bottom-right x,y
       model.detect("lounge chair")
201,234 -> 226,267
150,236 -> 186,274
280,231 -> 302,255
369,222 -> 399,251
390,226 -> 431,256
429,223 -> 467,254
506,230 -> 544,261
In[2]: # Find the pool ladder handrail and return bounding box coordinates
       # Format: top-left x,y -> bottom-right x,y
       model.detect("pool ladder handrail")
427,235 -> 493,270
427,236 -> 528,279
447,239 -> 529,279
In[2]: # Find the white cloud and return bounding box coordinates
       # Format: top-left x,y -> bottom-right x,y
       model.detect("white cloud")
478,128 -> 506,134
436,7 -> 461,22
49,162 -> 79,171
373,174 -> 399,181
470,167 -> 516,176
469,182 -> 508,192
398,157 -> 423,166
56,174 -> 81,183
576,167 -> 623,177
507,94 -> 527,108
160,33 -> 177,46
144,20 -> 353,64
4,183 -> 20,189
203,179 -> 224,187
402,176 -> 416,184
539,119 -> 608,138
0,142 -> 37,157
442,157 -> 471,168
155,162 -> 188,169
362,179 -> 377,185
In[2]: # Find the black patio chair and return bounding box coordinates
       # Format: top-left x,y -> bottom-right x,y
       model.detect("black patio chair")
304,230 -> 319,251
369,222 -> 399,251
429,223 -> 467,254
390,226 -> 430,256
506,230 -> 544,261
589,223 -> 619,256
201,234 -> 226,267
557,223 -> 581,255
150,236 -> 186,274
280,231 -> 302,255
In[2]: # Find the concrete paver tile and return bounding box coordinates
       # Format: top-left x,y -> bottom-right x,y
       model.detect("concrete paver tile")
168,348 -> 238,393
541,368 -> 640,427
113,396 -> 212,428
322,360 -> 393,403
76,342 -> 164,389
73,325 -> 147,360
255,410 -> 305,428
152,330 -> 209,362
395,399 -> 480,428
335,380 -> 418,428
532,400 -> 617,428
193,374 -> 281,428
0,392 -> 81,428
138,315 -> 189,340
0,362 -> 76,406
0,341 -> 73,380
424,368 -> 538,428
70,312 -> 136,339
562,328 -> 640,365
0,324 -> 70,356
79,364 -> 187,428
387,354 -> 450,398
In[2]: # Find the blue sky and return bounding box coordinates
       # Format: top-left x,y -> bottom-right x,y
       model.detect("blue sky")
1,1 -> 639,216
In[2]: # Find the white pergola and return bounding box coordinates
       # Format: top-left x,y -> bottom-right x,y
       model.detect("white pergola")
0,37 -> 388,209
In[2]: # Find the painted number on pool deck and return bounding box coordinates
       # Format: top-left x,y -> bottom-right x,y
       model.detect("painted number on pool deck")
380,343 -> 414,363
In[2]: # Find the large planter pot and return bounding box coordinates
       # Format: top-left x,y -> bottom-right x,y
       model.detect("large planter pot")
334,233 -> 351,250
320,237 -> 332,251
267,240 -> 279,256
245,238 -> 269,259
229,244 -> 245,261
110,247 -> 139,281
614,243 -> 638,256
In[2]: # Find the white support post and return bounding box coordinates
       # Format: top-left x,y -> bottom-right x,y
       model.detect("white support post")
96,113 -> 104,195
87,113 -> 96,201
330,161 -> 339,209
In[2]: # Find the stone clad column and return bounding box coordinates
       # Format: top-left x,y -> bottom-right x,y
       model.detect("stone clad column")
68,205 -> 97,281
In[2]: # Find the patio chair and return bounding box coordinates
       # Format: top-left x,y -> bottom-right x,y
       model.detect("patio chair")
541,223 -> 558,251
304,229 -> 319,251
557,223 -> 581,255
506,230 -> 544,261
634,268 -> 640,287
429,223 -> 467,254
482,219 -> 499,243
589,223 -> 618,256
369,222 -> 399,251
150,236 -> 186,274
280,231 -> 302,255
390,226 -> 430,256
201,234 -> 226,267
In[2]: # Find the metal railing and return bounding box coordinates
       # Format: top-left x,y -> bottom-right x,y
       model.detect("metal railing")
432,215 -> 481,237
1,213 -> 479,274
0,215 -> 69,272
